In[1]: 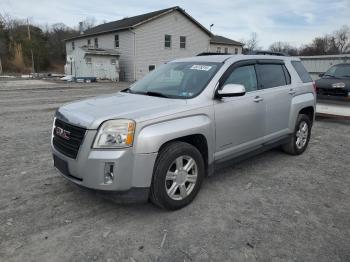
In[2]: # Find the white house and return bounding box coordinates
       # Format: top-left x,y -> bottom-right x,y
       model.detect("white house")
210,35 -> 243,54
65,46 -> 120,81
65,6 -> 242,81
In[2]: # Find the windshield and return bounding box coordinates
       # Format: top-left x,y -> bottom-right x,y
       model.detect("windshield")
324,64 -> 350,78
126,62 -> 221,99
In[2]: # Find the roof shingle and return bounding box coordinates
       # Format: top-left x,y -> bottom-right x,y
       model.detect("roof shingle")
210,35 -> 243,46
66,6 -> 211,41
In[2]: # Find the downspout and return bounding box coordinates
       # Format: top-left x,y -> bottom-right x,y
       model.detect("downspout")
129,28 -> 136,82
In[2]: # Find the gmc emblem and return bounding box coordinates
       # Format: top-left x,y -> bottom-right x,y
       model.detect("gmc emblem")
55,126 -> 71,140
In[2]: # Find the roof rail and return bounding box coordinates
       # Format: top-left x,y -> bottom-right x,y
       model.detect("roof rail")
197,52 -> 233,56
247,50 -> 288,56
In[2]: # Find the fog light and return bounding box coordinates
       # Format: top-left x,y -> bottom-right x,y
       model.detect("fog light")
104,163 -> 114,184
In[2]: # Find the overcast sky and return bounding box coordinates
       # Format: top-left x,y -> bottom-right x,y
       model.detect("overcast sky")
2,0 -> 350,48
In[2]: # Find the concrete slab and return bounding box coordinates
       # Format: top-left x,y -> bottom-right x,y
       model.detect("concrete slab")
316,100 -> 350,119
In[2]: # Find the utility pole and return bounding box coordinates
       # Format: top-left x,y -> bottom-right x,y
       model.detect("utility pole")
27,19 -> 35,77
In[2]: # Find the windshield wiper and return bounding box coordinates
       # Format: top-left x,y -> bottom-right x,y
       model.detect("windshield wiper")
324,74 -> 335,78
121,87 -> 133,93
145,91 -> 169,98
340,75 -> 350,78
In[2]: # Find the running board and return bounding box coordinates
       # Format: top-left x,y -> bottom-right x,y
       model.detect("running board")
209,135 -> 290,175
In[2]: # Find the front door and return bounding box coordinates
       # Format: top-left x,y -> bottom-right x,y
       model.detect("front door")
214,63 -> 265,161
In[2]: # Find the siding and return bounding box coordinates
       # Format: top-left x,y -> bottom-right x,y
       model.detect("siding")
134,10 -> 211,80
209,44 -> 242,54
65,47 -> 119,81
66,30 -> 135,81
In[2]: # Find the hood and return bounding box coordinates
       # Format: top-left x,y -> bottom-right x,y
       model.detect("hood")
315,77 -> 350,89
56,92 -> 187,129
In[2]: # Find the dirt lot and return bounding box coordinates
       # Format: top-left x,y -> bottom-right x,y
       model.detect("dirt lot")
0,79 -> 350,262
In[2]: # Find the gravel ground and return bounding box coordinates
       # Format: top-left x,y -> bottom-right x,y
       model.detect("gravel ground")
0,79 -> 349,262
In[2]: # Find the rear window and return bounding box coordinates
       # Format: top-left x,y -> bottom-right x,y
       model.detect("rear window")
291,61 -> 312,83
256,64 -> 287,89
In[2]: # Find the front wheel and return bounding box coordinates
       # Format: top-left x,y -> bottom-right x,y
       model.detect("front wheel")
150,142 -> 205,210
282,114 -> 312,155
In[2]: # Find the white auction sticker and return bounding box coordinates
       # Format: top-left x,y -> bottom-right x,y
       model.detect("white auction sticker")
190,65 -> 212,71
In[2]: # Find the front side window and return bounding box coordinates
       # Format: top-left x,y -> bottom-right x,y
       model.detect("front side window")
223,65 -> 258,92
94,38 -> 98,48
114,35 -> 119,48
291,61 -> 312,82
256,64 -> 287,89
165,35 -> 171,48
180,36 -> 186,49
127,62 -> 221,99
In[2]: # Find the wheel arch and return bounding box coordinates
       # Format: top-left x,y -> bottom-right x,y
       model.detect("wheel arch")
135,115 -> 214,172
299,106 -> 315,125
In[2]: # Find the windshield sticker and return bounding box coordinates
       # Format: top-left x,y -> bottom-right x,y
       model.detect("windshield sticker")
190,65 -> 212,71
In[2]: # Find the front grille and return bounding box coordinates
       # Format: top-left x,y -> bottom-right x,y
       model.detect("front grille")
53,118 -> 86,159
318,88 -> 348,97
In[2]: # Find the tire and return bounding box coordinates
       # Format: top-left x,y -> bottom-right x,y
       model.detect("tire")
282,114 -> 312,155
150,141 -> 205,210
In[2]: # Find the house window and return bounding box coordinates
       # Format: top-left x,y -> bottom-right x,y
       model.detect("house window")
180,36 -> 186,49
94,38 -> 98,48
114,35 -> 119,48
235,48 -> 238,54
217,47 -> 221,53
149,65 -> 156,72
111,58 -> 116,65
86,57 -> 92,64
224,47 -> 228,53
72,41 -> 75,50
164,34 -> 171,48
87,39 -> 91,46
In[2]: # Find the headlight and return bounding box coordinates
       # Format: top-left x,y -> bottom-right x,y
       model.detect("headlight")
93,119 -> 135,148
332,82 -> 345,88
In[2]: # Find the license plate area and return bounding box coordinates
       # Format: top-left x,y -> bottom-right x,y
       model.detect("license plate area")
53,155 -> 82,181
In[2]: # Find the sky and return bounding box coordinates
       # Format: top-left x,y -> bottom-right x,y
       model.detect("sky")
2,0 -> 350,48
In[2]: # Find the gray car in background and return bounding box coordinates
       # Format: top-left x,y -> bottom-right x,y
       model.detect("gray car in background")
52,54 -> 316,210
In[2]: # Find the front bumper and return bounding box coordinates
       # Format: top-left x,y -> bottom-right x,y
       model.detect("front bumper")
317,87 -> 350,98
51,129 -> 157,197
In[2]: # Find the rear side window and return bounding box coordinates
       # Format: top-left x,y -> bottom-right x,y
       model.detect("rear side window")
291,61 -> 312,83
256,64 -> 287,89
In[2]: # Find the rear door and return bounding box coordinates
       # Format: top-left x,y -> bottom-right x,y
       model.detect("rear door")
255,61 -> 292,140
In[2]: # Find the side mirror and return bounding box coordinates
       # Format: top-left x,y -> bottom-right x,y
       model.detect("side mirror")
318,73 -> 324,78
217,84 -> 246,98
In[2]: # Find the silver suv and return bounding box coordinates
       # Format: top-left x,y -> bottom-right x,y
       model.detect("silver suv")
52,54 -> 316,210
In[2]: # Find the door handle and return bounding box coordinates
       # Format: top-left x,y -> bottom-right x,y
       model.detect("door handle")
253,96 -> 263,103
288,88 -> 296,95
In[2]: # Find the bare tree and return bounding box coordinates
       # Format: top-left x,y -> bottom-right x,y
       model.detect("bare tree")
242,32 -> 259,53
333,25 -> 350,54
269,41 -> 298,55
80,17 -> 96,31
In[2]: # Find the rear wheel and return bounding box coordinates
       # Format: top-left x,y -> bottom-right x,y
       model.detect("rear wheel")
282,114 -> 311,155
150,142 -> 204,210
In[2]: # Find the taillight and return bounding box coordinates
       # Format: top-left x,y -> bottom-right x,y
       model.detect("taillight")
312,81 -> 317,93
